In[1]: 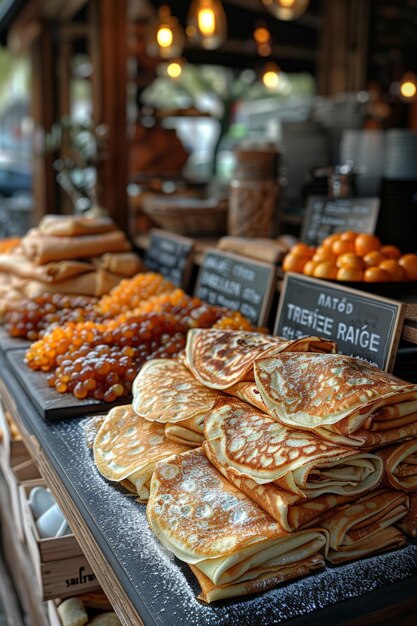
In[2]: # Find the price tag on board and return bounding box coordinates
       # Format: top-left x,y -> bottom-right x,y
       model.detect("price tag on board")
144,229 -> 195,290
301,195 -> 380,247
195,249 -> 276,326
275,273 -> 405,371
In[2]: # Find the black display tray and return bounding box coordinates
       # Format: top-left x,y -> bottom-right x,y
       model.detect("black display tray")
6,349 -> 128,420
0,326 -> 31,352
2,352 -> 417,626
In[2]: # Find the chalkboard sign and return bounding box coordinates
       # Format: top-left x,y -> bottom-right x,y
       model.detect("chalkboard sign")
195,249 -> 276,326
275,273 -> 405,371
301,195 -> 380,246
144,229 -> 195,289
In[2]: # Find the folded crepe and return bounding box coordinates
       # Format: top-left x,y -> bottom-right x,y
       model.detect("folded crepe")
92,252 -> 144,277
377,439 -> 417,491
93,404 -> 189,500
132,359 -> 221,431
147,447 -> 327,602
164,415 -> 205,447
203,400 -> 383,529
185,328 -> 336,390
21,269 -> 122,298
38,214 -> 117,237
225,381 -> 269,412
397,492 -> 417,537
22,230 -> 131,264
255,352 -> 417,446
321,489 -> 408,564
0,254 -> 95,282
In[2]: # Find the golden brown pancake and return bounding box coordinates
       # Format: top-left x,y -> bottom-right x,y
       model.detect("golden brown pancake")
377,439 -> 417,491
93,404 -> 189,500
146,448 -> 327,590
189,554 -> 325,603
225,381 -> 269,412
132,359 -> 221,423
321,489 -> 408,564
204,400 -> 383,498
255,352 -> 417,437
185,328 -> 336,390
397,492 -> 417,537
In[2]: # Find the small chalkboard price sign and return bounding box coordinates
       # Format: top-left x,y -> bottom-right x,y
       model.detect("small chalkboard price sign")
144,229 -> 195,289
301,195 -> 380,247
195,249 -> 276,326
275,273 -> 405,371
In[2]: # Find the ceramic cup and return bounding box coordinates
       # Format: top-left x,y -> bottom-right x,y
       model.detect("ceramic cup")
36,503 -> 66,539
55,520 -> 71,537
28,486 -> 55,520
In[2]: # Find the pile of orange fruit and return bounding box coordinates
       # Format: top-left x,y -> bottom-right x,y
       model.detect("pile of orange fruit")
282,232 -> 417,282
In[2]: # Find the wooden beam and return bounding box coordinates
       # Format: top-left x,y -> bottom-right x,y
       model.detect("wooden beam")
90,0 -> 128,232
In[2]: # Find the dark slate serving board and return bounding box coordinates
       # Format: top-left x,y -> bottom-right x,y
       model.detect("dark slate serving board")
0,326 -> 31,352
3,355 -> 417,626
6,349 -> 128,420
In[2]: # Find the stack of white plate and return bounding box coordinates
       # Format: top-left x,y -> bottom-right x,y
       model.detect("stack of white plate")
384,130 -> 417,181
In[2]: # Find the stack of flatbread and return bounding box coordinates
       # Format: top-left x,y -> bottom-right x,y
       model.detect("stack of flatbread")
0,214 -> 143,311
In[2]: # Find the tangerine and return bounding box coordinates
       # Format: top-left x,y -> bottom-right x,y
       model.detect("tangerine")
336,266 -> 363,281
363,267 -> 391,282
380,245 -> 401,260
339,231 -> 358,242
322,233 -> 341,249
282,253 -> 308,273
291,243 -> 315,257
398,254 -> 417,280
313,261 -> 338,279
312,247 -> 337,263
336,253 -> 363,269
379,259 -> 406,281
354,233 -> 381,256
363,250 -> 387,268
332,239 -> 355,256
303,260 -> 317,276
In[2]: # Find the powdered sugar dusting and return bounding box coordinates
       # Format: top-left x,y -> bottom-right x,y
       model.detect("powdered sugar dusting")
45,418 -> 417,625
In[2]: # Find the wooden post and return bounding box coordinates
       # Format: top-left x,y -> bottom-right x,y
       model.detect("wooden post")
317,0 -> 369,96
30,22 -> 58,222
89,0 -> 128,232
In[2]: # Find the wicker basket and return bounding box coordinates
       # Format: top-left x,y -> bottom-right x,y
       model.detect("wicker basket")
141,194 -> 228,236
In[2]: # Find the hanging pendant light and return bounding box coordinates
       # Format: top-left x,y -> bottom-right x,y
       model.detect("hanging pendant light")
186,0 -> 227,50
253,22 -> 272,57
146,5 -> 185,59
262,0 -> 310,21
399,71 -> 417,101
164,58 -> 186,80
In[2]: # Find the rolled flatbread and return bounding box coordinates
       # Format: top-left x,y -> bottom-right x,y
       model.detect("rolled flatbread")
22,270 -> 122,298
377,439 -> 417,491
92,252 -> 144,277
397,492 -> 417,537
38,214 -> 117,237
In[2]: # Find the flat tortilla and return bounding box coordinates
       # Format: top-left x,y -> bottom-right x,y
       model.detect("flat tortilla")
185,329 -> 336,390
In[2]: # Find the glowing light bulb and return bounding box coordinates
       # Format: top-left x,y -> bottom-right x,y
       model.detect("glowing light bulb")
166,60 -> 183,79
262,0 -> 310,20
146,6 -> 185,59
157,26 -> 173,48
400,73 -> 417,100
187,0 -> 227,50
198,8 -> 216,36
254,26 -> 270,44
262,63 -> 280,89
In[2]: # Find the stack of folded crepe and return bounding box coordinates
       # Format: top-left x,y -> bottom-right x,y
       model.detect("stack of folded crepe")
0,214 -> 143,307
147,447 -> 328,603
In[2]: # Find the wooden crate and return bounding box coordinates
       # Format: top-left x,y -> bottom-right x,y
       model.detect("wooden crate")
5,458 -> 42,542
0,396 -> 30,472
20,482 -> 100,600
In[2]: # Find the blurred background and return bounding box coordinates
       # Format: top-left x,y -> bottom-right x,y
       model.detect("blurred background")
0,0 -> 416,242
